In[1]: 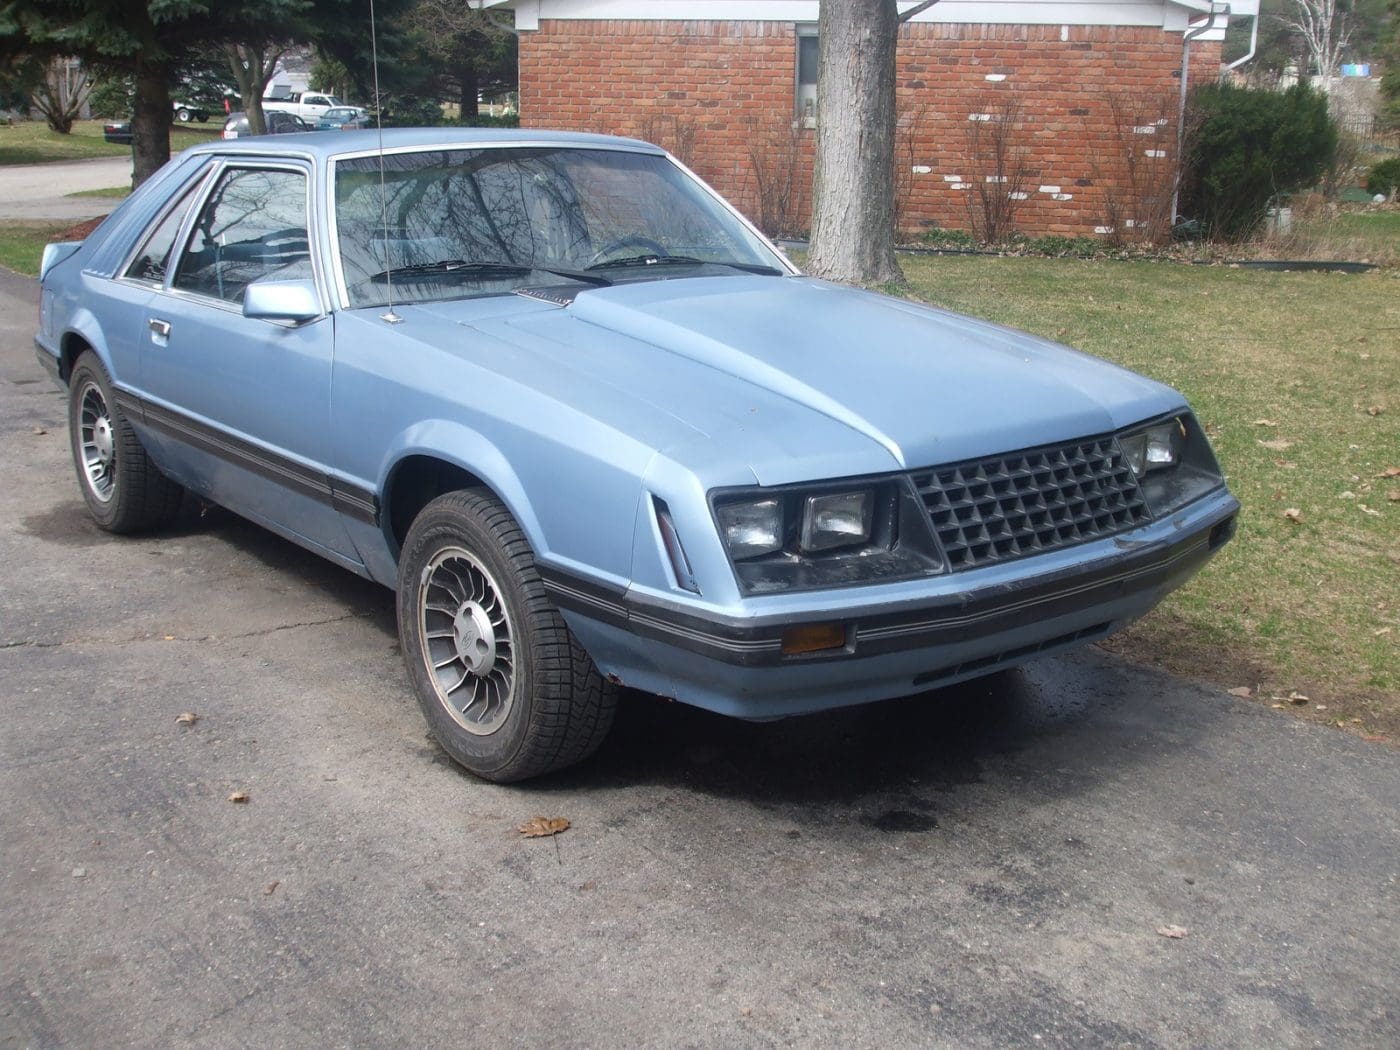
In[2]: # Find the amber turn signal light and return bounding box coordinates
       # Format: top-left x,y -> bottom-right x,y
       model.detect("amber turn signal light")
780,622 -> 847,655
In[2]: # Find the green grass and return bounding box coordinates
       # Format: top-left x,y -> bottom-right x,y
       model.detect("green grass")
0,120 -> 132,163
66,186 -> 132,199
0,119 -> 223,165
0,221 -> 72,275
893,254 -> 1400,736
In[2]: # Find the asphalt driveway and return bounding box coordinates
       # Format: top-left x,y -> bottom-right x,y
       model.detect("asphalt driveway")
1,267 -> 1396,1048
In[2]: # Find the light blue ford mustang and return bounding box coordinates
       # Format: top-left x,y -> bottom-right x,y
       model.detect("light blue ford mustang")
35,129 -> 1238,781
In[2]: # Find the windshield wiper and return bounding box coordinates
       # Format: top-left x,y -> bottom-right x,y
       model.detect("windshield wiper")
367,260 -> 611,286
586,254 -> 783,276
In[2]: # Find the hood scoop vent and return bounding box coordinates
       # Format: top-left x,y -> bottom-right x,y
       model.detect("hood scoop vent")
514,285 -> 585,308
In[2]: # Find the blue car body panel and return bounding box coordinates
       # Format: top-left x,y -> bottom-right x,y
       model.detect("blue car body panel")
35,129 -> 1238,720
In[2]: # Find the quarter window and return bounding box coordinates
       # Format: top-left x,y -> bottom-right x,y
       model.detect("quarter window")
123,173 -> 207,284
797,26 -> 819,126
172,167 -> 312,304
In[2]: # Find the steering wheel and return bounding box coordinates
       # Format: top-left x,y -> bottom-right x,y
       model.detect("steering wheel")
587,235 -> 671,267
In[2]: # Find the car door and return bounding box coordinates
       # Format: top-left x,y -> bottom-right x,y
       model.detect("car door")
139,159 -> 359,562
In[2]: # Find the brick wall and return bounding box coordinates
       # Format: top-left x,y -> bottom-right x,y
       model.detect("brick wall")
518,19 -> 1224,240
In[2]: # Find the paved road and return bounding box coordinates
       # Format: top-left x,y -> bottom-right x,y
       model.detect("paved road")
1,266 -> 1396,1048
0,156 -> 131,221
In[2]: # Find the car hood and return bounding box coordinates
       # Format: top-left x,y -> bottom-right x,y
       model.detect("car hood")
411,274 -> 1184,485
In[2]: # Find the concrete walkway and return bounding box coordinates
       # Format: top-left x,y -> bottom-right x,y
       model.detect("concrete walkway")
0,155 -> 132,221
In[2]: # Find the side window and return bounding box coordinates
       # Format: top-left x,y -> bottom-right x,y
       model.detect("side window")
172,167 -> 311,304
796,26 -> 818,126
123,173 -> 207,284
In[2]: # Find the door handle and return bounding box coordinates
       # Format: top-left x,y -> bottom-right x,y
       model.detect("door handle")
148,318 -> 172,338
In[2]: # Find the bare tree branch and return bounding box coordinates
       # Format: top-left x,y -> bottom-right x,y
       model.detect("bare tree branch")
898,1 -> 942,22
1277,0 -> 1352,81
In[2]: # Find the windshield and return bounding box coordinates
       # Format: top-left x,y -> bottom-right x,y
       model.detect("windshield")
333,146 -> 786,308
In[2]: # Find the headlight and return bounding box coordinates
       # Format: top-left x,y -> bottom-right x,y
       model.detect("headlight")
1117,413 -> 1224,517
715,497 -> 783,559
712,480 -> 944,594
1119,419 -> 1184,477
800,491 -> 872,552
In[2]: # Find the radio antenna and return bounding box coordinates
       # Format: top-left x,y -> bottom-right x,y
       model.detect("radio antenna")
369,0 -> 402,323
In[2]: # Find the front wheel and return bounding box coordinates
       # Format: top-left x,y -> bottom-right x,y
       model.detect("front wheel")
397,490 -> 617,782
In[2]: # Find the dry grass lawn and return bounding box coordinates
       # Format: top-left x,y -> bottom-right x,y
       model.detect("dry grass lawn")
896,254 -> 1399,739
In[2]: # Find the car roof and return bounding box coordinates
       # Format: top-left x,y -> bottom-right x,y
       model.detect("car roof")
181,126 -> 665,161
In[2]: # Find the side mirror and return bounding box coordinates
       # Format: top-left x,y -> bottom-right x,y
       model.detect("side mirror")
242,279 -> 322,324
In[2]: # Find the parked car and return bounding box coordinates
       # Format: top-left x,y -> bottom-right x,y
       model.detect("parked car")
34,129 -> 1238,782
102,121 -> 132,144
221,110 -> 314,138
316,106 -> 369,130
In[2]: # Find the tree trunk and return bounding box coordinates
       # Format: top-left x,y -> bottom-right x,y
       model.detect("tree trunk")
131,62 -> 171,189
460,59 -> 480,118
806,0 -> 904,286
225,45 -> 285,137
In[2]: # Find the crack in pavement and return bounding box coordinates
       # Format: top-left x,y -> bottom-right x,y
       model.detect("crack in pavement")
0,611 -> 374,651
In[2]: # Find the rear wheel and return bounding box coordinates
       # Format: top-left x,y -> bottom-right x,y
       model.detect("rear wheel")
397,490 -> 617,782
67,353 -> 183,533
175,108 -> 192,123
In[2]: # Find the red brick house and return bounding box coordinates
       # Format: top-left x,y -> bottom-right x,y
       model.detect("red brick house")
487,0 -> 1253,241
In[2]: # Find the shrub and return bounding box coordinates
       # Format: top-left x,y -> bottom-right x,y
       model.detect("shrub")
1180,83 -> 1337,241
920,228 -> 978,248
459,113 -> 519,128
1023,234 -> 1104,258
1366,158 -> 1400,198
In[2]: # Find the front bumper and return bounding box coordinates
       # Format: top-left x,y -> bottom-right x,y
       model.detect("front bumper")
544,486 -> 1239,718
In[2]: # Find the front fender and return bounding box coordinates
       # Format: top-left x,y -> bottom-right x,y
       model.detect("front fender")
379,419 -> 546,560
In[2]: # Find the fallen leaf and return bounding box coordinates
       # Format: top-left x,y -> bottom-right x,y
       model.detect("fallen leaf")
740,1007 -> 753,1018
1375,627 -> 1393,637
1288,691 -> 1310,705
1367,406 -> 1384,416
163,635 -> 175,641
1271,703 -> 1285,709
518,816 -> 569,838
31,426 -> 47,435
72,867 -> 87,878
1252,418 -> 1278,427
1338,491 -> 1356,500
1388,491 -> 1400,503
579,880 -> 597,892
1379,467 -> 1400,478
174,712 -> 197,726
1282,508 -> 1303,523
1157,925 -> 1189,939
1314,704 -> 1328,711
1359,505 -> 1381,518
1362,733 -> 1388,743
1227,686 -> 1253,698
1258,438 -> 1294,451
228,790 -> 249,804
264,880 -> 280,896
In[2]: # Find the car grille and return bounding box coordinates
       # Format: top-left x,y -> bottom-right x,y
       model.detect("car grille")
911,436 -> 1149,571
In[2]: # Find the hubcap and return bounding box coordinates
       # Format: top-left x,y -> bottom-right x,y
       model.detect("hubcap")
77,381 -> 116,503
419,547 -> 515,736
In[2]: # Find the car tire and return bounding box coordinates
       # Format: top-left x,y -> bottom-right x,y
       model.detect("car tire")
196,114 -> 208,123
397,489 -> 617,782
175,108 -> 191,123
67,353 -> 183,533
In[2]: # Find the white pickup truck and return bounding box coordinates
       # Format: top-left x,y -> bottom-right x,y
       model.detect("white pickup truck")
260,91 -> 345,122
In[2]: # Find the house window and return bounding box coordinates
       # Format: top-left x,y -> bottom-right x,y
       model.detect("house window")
796,25 -> 818,126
